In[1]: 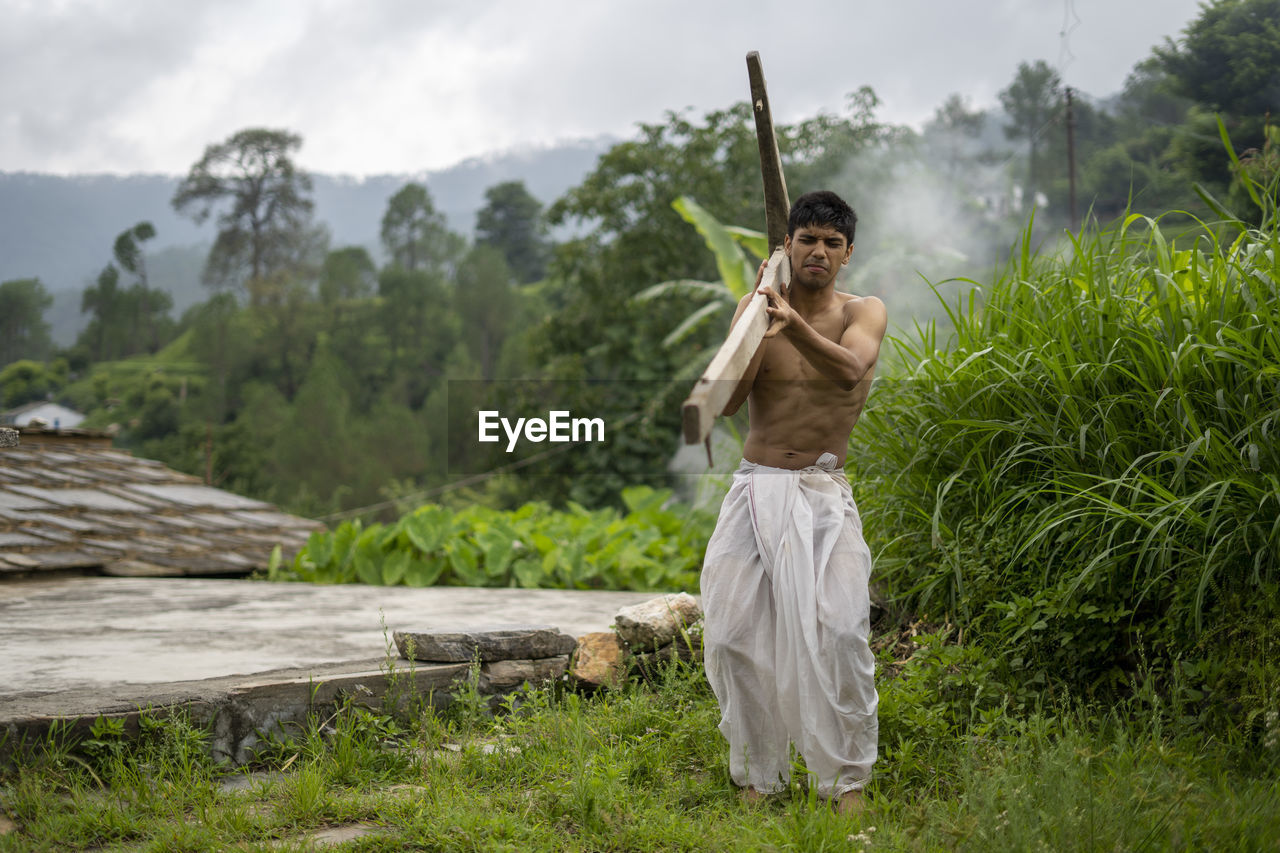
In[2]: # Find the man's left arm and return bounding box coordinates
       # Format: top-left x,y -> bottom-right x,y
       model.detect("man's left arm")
835,296 -> 888,387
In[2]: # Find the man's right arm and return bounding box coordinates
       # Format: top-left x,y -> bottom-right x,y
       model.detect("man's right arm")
721,290 -> 767,416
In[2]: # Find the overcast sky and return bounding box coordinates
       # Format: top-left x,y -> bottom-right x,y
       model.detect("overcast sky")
1,0 -> 1206,177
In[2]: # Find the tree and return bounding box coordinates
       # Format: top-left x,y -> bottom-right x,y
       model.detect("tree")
455,245 -> 516,380
79,222 -> 175,361
999,61 -> 1063,202
315,247 -> 384,409
547,91 -> 889,306
248,271 -> 319,400
171,128 -> 320,296
634,196 -> 762,358
319,247 -> 376,306
79,265 -> 126,362
112,221 -> 155,284
380,183 -> 464,274
1043,94 -> 1118,216
475,181 -> 550,284
1157,0 -> 1280,119
0,359 -> 62,408
1154,0 -> 1280,195
0,278 -> 53,367
186,292 -> 253,426
923,93 -> 986,179
112,221 -> 173,352
377,265 -> 456,408
1119,58 -> 1194,129
274,346 -> 355,515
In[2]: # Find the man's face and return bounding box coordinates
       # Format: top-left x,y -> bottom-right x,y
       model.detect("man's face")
784,224 -> 852,291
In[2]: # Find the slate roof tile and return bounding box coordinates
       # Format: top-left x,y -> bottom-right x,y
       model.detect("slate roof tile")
125,483 -> 270,509
21,512 -> 102,532
0,532 -> 46,548
6,486 -> 151,513
0,429 -> 323,578
22,550 -> 102,569
0,491 -> 53,511
23,527 -> 75,544
187,512 -> 254,530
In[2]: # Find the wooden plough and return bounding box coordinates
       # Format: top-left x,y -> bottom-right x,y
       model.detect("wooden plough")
681,52 -> 791,456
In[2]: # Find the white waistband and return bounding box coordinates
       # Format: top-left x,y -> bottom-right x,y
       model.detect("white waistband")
739,451 -> 842,474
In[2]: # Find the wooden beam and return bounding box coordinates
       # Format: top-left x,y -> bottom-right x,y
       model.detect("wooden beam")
746,51 -> 790,252
680,51 -> 792,449
681,249 -> 789,445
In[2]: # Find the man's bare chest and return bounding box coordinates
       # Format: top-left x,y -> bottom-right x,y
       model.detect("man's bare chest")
757,312 -> 848,382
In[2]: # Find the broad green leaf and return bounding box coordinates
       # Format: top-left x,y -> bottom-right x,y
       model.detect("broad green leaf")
353,549 -> 380,586
621,485 -> 668,514
672,196 -> 753,298
266,544 -> 283,580
634,279 -> 729,302
404,555 -> 445,587
403,507 -> 450,554
305,530 -> 334,570
725,225 -> 769,259
513,559 -> 545,589
446,540 -> 485,586
381,550 -> 410,586
661,300 -> 728,348
475,523 -> 517,580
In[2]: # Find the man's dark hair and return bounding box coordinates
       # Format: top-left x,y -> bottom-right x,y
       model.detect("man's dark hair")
787,190 -> 857,245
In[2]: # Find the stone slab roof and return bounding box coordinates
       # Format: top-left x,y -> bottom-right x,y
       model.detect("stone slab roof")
0,428 -> 320,578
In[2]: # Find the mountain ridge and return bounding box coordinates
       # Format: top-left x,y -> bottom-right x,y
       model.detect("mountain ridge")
1,136 -> 615,345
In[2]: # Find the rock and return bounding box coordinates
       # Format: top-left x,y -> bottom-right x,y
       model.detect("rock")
570,632 -> 626,688
653,630 -> 704,662
394,625 -> 576,663
0,428 -> 17,448
306,823 -> 381,846
481,655 -> 569,690
614,593 -> 702,651
631,627 -> 704,679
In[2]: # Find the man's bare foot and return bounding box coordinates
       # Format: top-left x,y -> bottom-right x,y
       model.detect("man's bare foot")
836,789 -> 867,816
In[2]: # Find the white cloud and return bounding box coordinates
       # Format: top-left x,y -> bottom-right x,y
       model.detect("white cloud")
0,0 -> 1207,175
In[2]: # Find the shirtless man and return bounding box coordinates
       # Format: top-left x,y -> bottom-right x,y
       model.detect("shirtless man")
701,190 -> 886,815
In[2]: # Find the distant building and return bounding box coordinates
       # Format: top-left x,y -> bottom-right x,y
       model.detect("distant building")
0,401 -> 86,430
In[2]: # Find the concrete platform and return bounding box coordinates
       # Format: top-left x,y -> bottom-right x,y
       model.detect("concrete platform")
0,577 -> 663,763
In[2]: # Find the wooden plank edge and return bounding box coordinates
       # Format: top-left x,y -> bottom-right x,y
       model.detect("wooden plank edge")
680,250 -> 788,445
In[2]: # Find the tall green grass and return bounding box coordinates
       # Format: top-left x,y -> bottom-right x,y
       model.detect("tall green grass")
853,195 -> 1279,701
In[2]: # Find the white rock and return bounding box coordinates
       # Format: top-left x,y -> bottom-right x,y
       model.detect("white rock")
614,593 -> 702,651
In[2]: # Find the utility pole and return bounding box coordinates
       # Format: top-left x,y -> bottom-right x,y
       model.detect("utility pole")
1066,86 -> 1078,230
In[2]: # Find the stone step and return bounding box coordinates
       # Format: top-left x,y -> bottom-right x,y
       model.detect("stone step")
394,625 -> 577,663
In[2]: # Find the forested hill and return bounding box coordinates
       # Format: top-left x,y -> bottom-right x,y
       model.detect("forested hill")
0,137 -> 612,344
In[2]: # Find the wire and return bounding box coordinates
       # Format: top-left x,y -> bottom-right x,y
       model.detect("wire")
1058,0 -> 1082,79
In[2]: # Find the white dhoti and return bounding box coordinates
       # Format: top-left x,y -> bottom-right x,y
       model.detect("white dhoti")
701,455 -> 878,797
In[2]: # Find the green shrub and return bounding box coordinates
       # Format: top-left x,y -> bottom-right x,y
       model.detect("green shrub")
274,485 -> 715,591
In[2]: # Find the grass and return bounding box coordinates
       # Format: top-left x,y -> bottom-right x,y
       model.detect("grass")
849,191 -> 1280,698
2,639 -> 1277,852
